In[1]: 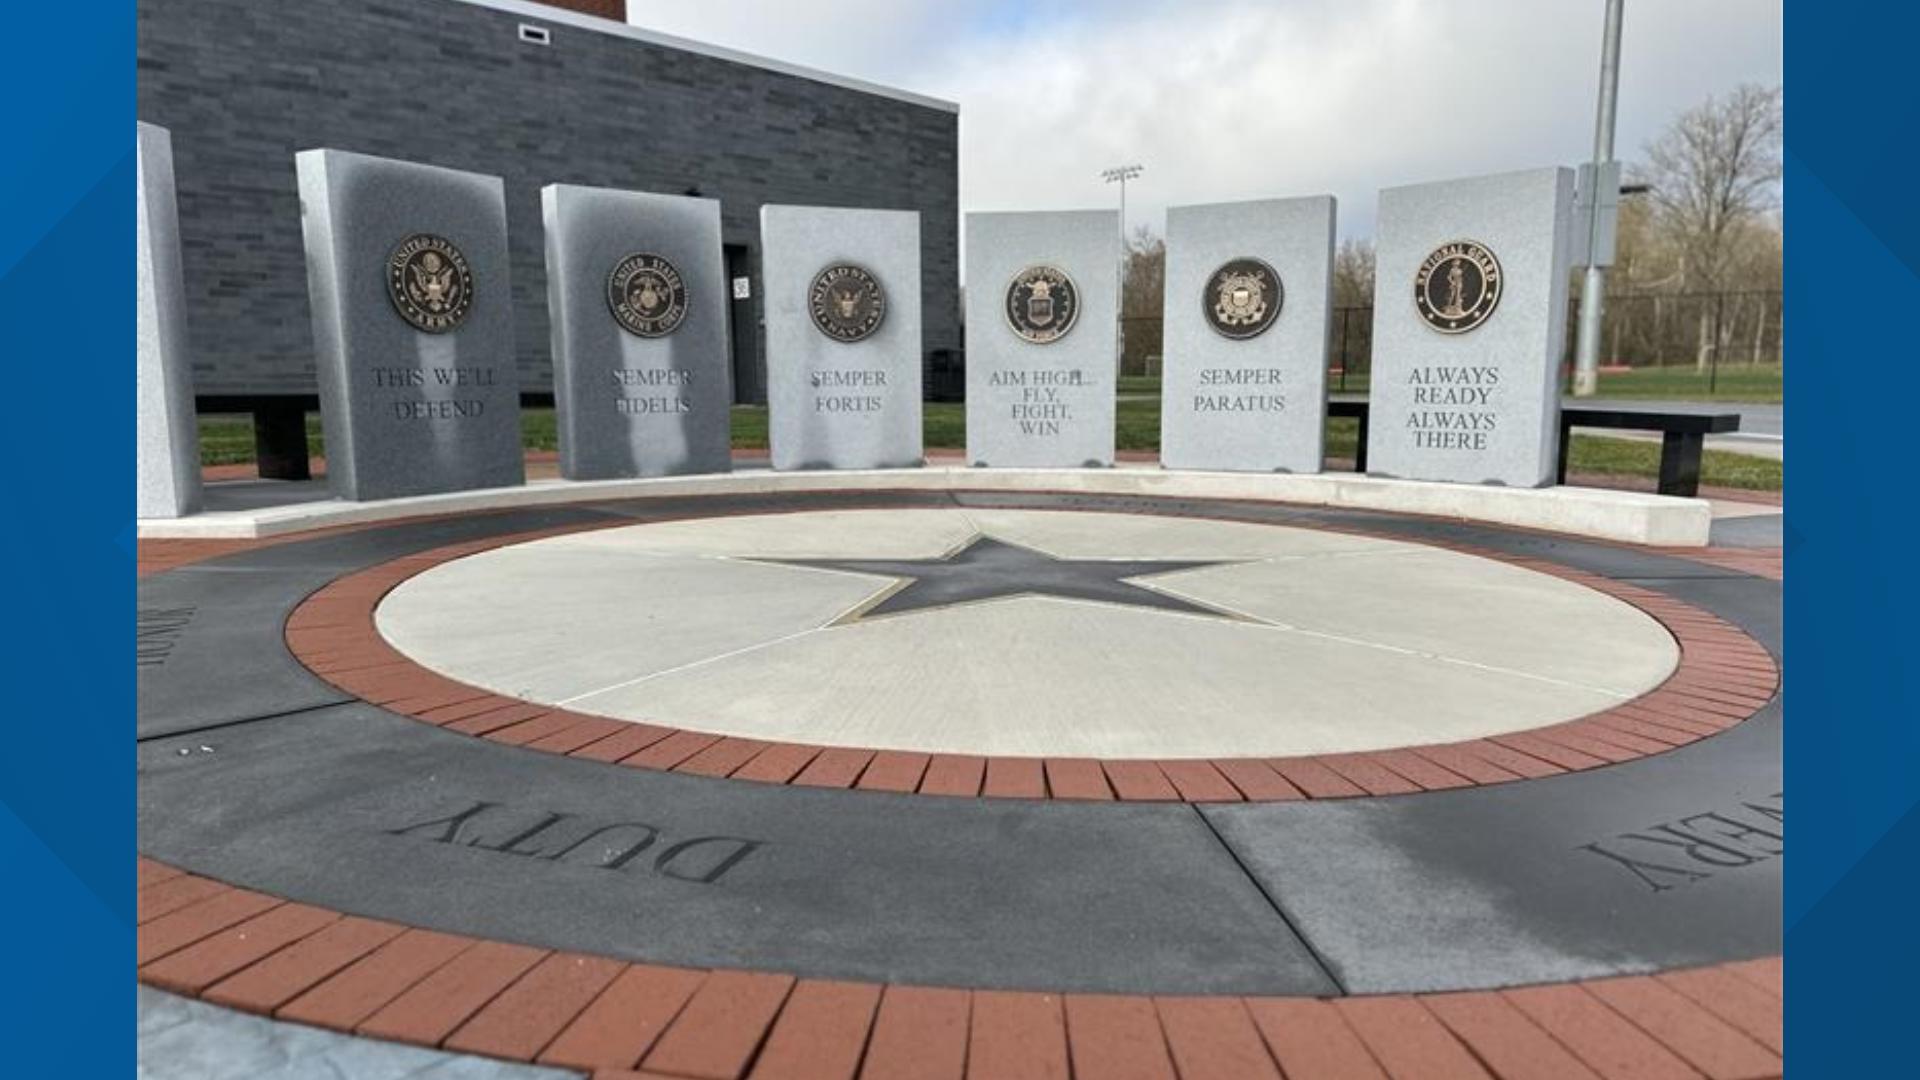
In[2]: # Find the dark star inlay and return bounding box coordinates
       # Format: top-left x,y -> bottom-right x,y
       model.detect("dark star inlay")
755,535 -> 1250,622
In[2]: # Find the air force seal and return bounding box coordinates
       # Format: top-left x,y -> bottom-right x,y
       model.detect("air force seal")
1006,265 -> 1079,344
386,234 -> 474,334
808,264 -> 886,343
1415,240 -> 1502,334
607,253 -> 688,338
1205,258 -> 1283,340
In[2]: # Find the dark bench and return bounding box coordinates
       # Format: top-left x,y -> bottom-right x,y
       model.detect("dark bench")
198,392 -> 561,482
1553,404 -> 1742,496
1330,398 -> 1741,497
198,395 -> 321,481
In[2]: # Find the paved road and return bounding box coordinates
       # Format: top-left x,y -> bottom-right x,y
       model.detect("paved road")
1571,399 -> 1783,460
1715,402 -> 1783,439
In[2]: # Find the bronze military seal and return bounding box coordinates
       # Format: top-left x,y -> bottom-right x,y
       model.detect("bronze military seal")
808,263 -> 886,343
1415,240 -> 1502,334
386,233 -> 473,334
1005,265 -> 1079,344
1205,257 -> 1283,340
607,253 -> 688,338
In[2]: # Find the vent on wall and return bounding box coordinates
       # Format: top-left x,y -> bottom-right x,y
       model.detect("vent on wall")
518,24 -> 552,46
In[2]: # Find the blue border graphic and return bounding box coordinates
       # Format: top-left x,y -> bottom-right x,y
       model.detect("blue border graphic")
1,1 -> 1902,1074
1784,0 -> 1917,1072
0,3 -> 133,1076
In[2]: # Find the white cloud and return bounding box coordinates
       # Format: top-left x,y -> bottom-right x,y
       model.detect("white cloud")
629,0 -> 1781,241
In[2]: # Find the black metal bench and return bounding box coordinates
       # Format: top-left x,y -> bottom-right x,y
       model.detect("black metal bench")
198,395 -> 321,481
1329,398 -> 1741,497
1553,404 -> 1742,496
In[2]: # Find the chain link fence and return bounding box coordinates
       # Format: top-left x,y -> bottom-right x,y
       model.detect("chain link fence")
1119,290 -> 1782,392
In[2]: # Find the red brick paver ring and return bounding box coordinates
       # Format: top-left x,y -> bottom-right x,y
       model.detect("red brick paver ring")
280,504 -> 1780,803
137,856 -> 1784,1080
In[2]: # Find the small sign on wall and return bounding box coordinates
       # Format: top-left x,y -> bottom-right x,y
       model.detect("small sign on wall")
732,276 -> 752,300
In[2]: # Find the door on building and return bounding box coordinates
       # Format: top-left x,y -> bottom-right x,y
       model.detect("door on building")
724,245 -> 763,405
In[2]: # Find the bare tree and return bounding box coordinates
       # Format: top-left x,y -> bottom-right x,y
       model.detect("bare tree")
1332,238 -> 1376,307
1116,225 -> 1166,374
1638,83 -> 1782,369
1121,224 -> 1165,317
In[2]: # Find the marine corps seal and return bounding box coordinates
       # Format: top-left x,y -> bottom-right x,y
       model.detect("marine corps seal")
1204,257 -> 1283,340
386,234 -> 473,334
607,253 -> 688,338
1415,240 -> 1502,334
808,264 -> 886,343
1005,265 -> 1079,344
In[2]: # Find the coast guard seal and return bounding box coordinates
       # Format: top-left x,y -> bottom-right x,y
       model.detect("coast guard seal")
1204,257 -> 1283,340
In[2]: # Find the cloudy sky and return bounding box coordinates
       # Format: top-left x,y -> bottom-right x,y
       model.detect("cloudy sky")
626,0 -> 1781,242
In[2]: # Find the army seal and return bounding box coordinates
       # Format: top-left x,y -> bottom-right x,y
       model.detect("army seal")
808,264 -> 886,343
607,253 -> 688,338
1204,257 -> 1283,339
1415,240 -> 1502,334
1005,265 -> 1079,344
386,234 -> 473,334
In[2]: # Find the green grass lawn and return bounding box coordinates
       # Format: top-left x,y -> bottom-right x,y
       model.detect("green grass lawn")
205,401 -> 1780,492
197,415 -> 318,466
1564,435 -> 1783,490
1579,365 -> 1782,403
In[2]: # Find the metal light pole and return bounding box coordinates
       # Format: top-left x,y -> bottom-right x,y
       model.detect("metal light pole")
1572,0 -> 1625,397
1101,163 -> 1142,239
1102,164 -> 1143,374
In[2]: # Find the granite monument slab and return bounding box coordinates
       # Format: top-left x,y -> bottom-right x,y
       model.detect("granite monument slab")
137,122 -> 202,518
760,205 -> 923,470
1160,196 -> 1335,473
295,149 -> 523,501
1366,167 -> 1574,487
542,185 -> 732,479
964,211 -> 1118,468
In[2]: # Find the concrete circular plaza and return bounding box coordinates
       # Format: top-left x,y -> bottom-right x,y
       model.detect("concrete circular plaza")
138,485 -> 1784,1079
375,509 -> 1679,759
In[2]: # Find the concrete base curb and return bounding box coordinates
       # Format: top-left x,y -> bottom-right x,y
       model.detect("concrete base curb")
139,466 -> 1713,546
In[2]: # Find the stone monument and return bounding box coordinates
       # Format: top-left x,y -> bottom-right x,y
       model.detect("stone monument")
136,122 -> 202,518
759,205 -> 924,470
964,211 -> 1118,468
542,185 -> 732,479
1160,196 -> 1335,473
295,149 -> 523,501
1365,167 -> 1574,487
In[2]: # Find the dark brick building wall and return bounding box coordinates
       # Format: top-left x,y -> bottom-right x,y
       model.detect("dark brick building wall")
535,0 -> 627,20
136,0 -> 959,403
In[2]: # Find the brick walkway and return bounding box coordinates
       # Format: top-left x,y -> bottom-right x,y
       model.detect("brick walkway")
138,858 -> 1783,1080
